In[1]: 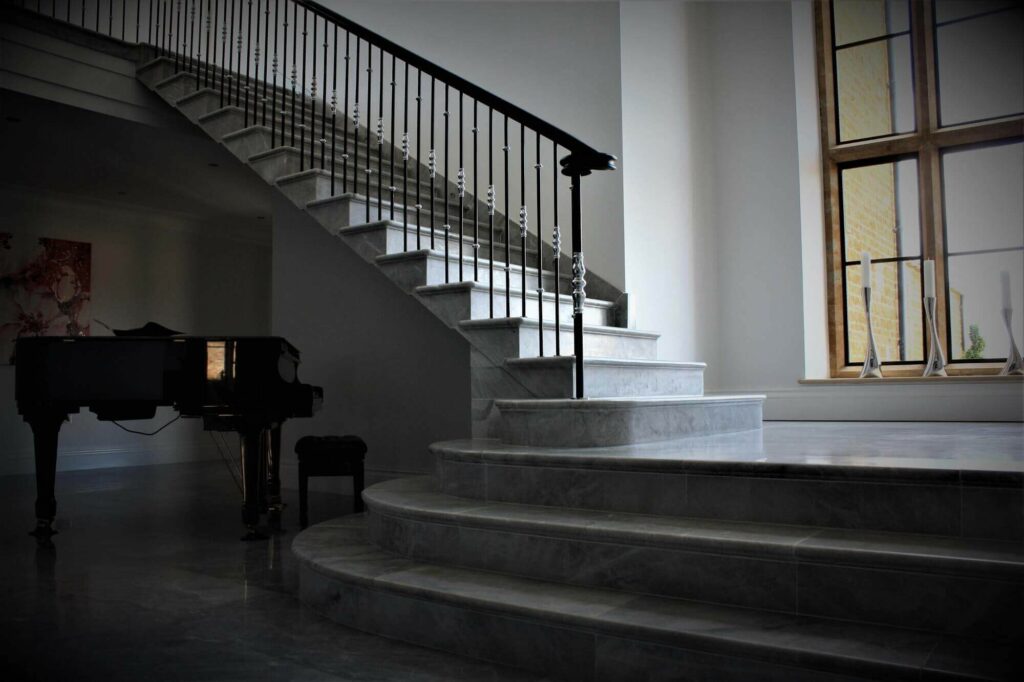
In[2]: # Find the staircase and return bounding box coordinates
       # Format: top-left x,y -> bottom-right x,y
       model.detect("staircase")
11,2 -> 1023,679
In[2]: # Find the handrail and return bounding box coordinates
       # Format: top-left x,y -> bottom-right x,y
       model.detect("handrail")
289,0 -> 615,172
13,0 -> 618,398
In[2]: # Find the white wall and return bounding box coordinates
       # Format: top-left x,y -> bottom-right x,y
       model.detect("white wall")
620,1 -> 720,383
270,195 -> 471,490
0,184 -> 272,474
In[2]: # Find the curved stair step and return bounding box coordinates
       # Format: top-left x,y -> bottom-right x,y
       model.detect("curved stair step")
431,436 -> 1023,539
363,476 -> 1024,640
495,394 -> 764,446
294,516 -> 1020,682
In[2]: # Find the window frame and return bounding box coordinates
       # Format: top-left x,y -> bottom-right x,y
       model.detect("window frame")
814,0 -> 1024,378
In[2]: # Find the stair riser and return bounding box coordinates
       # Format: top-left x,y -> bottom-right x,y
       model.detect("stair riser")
176,89 -> 223,122
507,363 -> 704,399
154,73 -> 198,105
223,127 -> 273,163
436,455 -> 1022,541
299,563 -> 900,682
136,60 -> 177,88
365,508 -> 1023,641
378,257 -> 563,296
498,399 -> 762,447
418,288 -> 612,327
460,324 -> 658,361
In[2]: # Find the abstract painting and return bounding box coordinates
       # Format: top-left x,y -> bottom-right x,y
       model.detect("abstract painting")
0,233 -> 91,364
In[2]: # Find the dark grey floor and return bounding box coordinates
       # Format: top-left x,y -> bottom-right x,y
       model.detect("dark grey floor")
0,460 -> 547,681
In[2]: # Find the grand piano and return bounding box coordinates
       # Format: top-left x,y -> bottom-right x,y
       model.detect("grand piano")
14,336 -> 323,539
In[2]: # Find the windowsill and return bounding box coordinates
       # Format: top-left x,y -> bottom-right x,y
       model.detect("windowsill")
800,375 -> 1023,385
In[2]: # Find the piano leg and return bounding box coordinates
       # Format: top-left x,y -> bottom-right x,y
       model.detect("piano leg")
266,426 -> 284,529
239,427 -> 268,541
26,412 -> 66,538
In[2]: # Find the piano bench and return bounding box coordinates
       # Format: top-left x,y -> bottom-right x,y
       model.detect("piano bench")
295,435 -> 368,529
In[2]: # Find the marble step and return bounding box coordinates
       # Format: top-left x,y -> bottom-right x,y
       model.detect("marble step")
376,249 -> 571,295
495,395 -> 763,447
458,317 -> 659,361
415,281 -> 615,327
136,57 -> 177,87
505,355 -> 705,398
334,218 -> 534,266
294,516 -> 1021,682
432,436 -> 1024,540
363,476 -> 1024,641
276,168 -> 478,212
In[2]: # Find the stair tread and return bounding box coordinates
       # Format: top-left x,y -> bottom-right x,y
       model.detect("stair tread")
430,429 -> 1024,483
415,280 -> 615,308
294,516 -> 1021,681
338,219 -> 537,251
495,394 -> 764,407
379,249 -> 572,281
366,477 -> 1024,578
459,316 -> 659,337
506,356 -> 705,369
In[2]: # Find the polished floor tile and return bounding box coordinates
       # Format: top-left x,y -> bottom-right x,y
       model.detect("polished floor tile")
0,461 -> 548,681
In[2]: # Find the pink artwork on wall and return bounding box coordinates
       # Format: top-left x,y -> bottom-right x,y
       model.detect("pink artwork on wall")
0,233 -> 92,364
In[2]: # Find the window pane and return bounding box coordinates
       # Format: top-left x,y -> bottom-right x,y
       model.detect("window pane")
834,0 -> 909,46
947,251 -> 1024,360
935,0 -> 1019,24
836,35 -> 915,142
936,7 -> 1024,125
841,159 -> 920,262
845,260 -> 925,364
943,142 -> 1024,254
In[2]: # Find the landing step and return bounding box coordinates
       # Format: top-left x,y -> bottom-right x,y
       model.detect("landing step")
431,430 -> 1024,540
366,476 -> 1024,639
504,355 -> 704,398
495,394 -> 764,446
295,516 -> 1020,681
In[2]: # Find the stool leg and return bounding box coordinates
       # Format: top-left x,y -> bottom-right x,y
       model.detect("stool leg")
299,462 -> 309,529
353,466 -> 364,514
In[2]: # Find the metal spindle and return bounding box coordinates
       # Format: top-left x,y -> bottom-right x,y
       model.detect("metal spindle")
457,92 -> 465,281
220,0 -> 227,106
289,3 -> 297,146
189,0 -> 195,76
271,1 -> 279,131
341,32 -> 350,193
320,19 -> 328,172
96,0 -> 100,35
443,85 -> 450,283
122,0 -> 126,40
82,0 -> 86,31
353,36 -> 361,198
250,1 -> 259,121
164,2 -> 169,59
191,0 -> 199,86
472,99 -> 479,282
261,0 -> 269,125
570,170 -> 585,398
416,70 -> 422,248
196,0 -> 205,88
109,0 -> 113,35
376,47 -> 384,221
389,54 -> 396,220
520,123 -> 527,317
227,0 -> 235,105
504,115 -> 510,317
553,142 -> 561,355
535,133 -> 544,354
235,0 -> 243,109
307,11 -> 316,171
277,3 -> 287,146
365,43 -> 373,222
330,24 -> 338,196
402,61 -> 409,247
175,0 -> 181,69
488,107 -> 494,317
299,7 -> 308,167
429,76 -> 435,244
149,0 -> 153,44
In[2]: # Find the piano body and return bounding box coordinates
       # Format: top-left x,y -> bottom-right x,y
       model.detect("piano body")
14,336 -> 323,539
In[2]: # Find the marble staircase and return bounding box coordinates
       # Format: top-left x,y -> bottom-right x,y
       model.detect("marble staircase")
132,54 -> 1023,682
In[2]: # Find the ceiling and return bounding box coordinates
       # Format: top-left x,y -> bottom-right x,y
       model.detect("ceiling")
0,89 -> 272,231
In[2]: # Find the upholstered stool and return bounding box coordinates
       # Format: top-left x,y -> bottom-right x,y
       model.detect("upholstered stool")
295,435 -> 367,528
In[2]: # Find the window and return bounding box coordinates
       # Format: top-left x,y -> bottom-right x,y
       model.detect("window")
815,0 -> 1024,377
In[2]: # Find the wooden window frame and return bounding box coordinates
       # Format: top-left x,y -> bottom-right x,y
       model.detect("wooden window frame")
814,0 -> 1024,378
